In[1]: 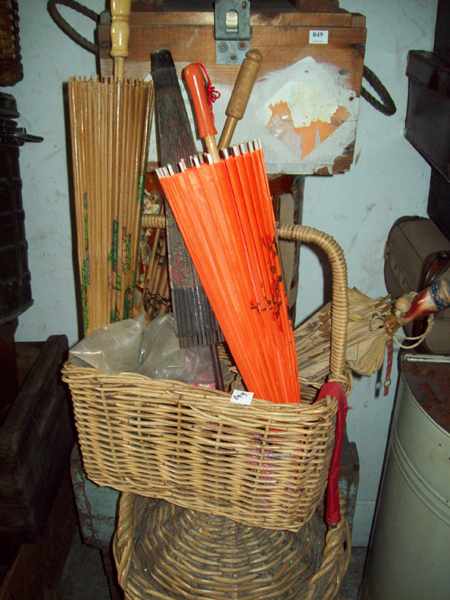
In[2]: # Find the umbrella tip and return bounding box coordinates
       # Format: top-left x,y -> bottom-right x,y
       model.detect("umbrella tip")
150,49 -> 175,72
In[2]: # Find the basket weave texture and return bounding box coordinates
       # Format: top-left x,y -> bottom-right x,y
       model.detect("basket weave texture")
113,493 -> 351,600
63,225 -> 349,532
63,364 -> 336,531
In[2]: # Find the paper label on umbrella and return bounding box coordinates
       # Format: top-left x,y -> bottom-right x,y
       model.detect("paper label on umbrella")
230,390 -> 254,405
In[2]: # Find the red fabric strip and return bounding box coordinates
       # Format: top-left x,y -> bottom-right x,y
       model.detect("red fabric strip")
317,381 -> 348,526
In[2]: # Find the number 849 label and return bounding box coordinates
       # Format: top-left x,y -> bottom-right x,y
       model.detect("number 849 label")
309,30 -> 329,44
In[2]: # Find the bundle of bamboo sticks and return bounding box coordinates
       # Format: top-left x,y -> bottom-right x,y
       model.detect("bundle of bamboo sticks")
68,77 -> 153,334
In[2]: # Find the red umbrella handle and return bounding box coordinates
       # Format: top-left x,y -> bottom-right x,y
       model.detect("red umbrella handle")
183,63 -> 219,161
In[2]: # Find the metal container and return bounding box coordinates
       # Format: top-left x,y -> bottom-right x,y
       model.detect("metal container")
361,353 -> 450,600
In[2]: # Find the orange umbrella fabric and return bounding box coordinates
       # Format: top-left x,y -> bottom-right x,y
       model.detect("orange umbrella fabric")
157,142 -> 300,404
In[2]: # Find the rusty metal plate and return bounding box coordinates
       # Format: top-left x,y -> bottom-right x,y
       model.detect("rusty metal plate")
402,353 -> 450,433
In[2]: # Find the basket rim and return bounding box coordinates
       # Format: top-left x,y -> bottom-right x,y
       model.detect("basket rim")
63,361 -> 338,418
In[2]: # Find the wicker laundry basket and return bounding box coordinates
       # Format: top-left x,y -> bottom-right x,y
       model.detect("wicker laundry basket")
63,225 -> 349,532
113,492 -> 351,600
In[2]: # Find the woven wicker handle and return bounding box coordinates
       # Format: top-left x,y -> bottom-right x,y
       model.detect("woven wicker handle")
142,217 -> 349,386
277,225 -> 348,386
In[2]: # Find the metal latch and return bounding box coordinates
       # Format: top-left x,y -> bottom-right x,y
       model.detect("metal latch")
214,0 -> 251,65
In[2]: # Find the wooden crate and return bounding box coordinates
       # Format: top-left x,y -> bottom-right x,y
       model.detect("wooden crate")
0,336 -> 73,546
0,471 -> 76,600
98,0 -> 366,174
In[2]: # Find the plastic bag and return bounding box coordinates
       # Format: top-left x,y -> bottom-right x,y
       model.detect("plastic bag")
139,314 -> 215,386
69,314 -> 215,387
70,317 -> 144,373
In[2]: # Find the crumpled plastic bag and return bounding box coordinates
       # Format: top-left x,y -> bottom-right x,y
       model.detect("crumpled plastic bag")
69,317 -> 144,373
138,314 -> 214,385
69,314 -> 215,386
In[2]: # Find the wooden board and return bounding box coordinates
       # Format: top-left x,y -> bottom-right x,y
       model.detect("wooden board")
131,1 -> 343,13
99,6 -> 366,174
98,5 -> 366,174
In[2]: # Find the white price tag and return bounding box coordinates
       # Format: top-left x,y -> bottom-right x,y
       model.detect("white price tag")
309,30 -> 329,45
230,390 -> 254,406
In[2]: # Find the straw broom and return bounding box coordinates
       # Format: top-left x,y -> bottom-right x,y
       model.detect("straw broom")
67,0 -> 153,334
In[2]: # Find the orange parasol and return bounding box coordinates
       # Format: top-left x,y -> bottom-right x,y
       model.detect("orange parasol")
157,64 -> 299,404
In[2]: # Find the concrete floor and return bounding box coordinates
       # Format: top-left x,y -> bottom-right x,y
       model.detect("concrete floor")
341,547 -> 367,600
58,530 -> 111,600
58,528 -> 367,599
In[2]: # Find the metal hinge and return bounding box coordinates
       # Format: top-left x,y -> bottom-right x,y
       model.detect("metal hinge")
214,0 -> 251,65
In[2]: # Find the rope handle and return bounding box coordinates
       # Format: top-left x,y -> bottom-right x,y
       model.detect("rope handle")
361,65 -> 396,116
47,0 -> 100,54
142,217 -> 349,385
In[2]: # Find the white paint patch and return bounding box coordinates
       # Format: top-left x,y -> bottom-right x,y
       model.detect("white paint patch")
262,57 -> 347,127
255,57 -> 358,172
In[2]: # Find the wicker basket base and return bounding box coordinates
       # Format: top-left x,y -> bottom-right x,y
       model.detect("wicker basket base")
114,495 -> 351,600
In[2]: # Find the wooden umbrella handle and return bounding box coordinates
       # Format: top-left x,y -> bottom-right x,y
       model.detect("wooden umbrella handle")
182,63 -> 220,162
397,277 -> 450,324
218,49 -> 263,150
111,0 -> 131,80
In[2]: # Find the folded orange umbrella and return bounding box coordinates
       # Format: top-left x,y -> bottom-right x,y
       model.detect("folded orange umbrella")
156,64 -> 300,404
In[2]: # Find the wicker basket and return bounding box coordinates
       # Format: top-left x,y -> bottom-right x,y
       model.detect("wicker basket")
113,493 -> 351,600
63,225 -> 349,532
